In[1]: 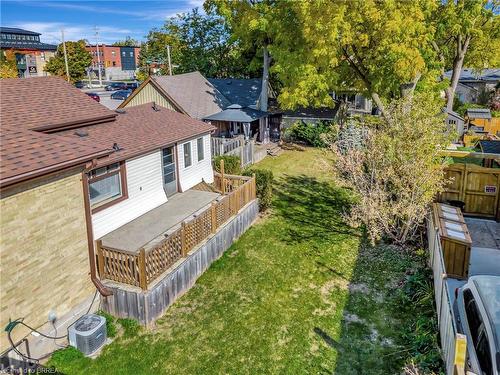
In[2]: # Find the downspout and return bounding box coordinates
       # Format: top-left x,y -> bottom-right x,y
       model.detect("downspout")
82,160 -> 113,297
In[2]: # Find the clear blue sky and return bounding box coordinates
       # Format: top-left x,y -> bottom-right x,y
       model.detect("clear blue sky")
0,0 -> 204,44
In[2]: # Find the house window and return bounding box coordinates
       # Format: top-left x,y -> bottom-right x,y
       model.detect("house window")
88,162 -> 127,211
197,137 -> 204,161
183,142 -> 192,167
111,51 -> 115,56
129,51 -> 133,57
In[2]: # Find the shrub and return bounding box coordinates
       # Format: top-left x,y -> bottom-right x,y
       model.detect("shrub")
213,155 -> 241,175
97,310 -> 117,338
284,120 -> 332,147
332,93 -> 453,245
243,168 -> 274,210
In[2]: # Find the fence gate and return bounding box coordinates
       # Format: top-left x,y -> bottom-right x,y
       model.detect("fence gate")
439,163 -> 500,220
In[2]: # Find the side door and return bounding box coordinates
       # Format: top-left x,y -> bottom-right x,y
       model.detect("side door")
162,146 -> 177,197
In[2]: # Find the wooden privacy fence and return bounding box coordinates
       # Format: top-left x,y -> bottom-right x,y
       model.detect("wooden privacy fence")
439,163 -> 500,220
97,174 -> 256,290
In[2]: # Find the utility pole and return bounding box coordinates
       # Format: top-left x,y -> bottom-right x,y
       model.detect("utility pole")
95,26 -> 103,86
166,45 -> 172,75
61,29 -> 70,82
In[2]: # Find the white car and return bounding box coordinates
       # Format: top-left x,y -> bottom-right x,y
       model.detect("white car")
455,275 -> 500,375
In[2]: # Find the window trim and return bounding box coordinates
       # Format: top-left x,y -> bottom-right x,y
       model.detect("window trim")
183,142 -> 192,168
197,137 -> 204,162
88,162 -> 128,214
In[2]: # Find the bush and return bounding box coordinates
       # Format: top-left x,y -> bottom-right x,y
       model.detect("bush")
97,310 -> 117,338
213,155 -> 241,175
284,120 -> 332,147
243,168 -> 274,210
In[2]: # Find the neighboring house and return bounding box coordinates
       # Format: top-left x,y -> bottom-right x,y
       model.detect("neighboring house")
0,27 -> 57,77
446,109 -> 466,139
333,92 -> 373,115
445,68 -> 500,103
0,76 -> 258,363
120,71 -> 230,120
120,72 -> 282,165
465,108 -> 500,136
86,44 -> 141,81
281,107 -> 339,128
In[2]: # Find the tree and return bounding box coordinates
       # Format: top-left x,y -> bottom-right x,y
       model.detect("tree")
112,36 -> 139,47
332,93 -> 453,244
139,8 -> 255,78
44,40 -> 92,83
0,51 -> 18,79
212,0 -> 499,118
432,0 -> 500,110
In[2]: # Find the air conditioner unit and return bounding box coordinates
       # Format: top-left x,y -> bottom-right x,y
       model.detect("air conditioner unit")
68,314 -> 107,356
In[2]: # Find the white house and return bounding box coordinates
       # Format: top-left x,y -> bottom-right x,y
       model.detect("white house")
62,103 -> 216,240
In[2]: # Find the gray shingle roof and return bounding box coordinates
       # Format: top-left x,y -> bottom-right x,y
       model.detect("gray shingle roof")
208,78 -> 262,108
151,72 -> 230,120
444,68 -> 500,82
203,104 -> 267,122
0,27 -> 40,36
466,108 -> 492,119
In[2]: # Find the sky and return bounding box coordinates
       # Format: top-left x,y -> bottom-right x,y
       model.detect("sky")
0,0 -> 204,45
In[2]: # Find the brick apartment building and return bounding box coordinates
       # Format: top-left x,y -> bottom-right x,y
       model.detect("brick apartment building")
86,44 -> 141,81
0,27 -> 57,78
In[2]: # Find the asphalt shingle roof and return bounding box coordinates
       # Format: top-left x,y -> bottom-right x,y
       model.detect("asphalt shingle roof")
466,108 -> 492,119
444,68 -> 500,82
0,27 -> 40,36
151,72 -> 230,119
60,103 -> 215,166
208,78 -> 262,108
0,77 -> 117,187
203,104 -> 267,122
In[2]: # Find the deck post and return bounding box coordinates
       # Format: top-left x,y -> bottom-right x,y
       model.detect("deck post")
252,173 -> 256,200
181,222 -> 187,257
211,202 -> 217,234
138,248 -> 147,290
96,240 -> 105,277
220,159 -> 225,195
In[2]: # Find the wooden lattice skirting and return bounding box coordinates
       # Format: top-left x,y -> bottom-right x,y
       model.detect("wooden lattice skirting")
100,199 -> 259,324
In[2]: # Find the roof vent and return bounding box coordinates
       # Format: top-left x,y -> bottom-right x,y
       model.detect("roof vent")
115,109 -> 126,114
152,102 -> 161,112
74,129 -> 88,137
112,143 -> 122,151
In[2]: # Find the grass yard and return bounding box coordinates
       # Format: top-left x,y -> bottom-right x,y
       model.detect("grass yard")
49,148 -> 437,374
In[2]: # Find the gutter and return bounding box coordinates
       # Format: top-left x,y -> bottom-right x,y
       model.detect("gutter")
0,149 -> 113,189
82,160 -> 113,297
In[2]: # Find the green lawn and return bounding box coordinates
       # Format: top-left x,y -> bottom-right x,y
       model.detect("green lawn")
49,148 -> 428,374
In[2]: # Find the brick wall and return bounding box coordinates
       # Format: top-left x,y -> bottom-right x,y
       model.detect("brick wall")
0,168 -> 93,353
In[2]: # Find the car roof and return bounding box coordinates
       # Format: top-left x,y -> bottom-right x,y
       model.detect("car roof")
472,276 -> 500,351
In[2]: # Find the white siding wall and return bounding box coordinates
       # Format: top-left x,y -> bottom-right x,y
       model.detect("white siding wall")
177,134 -> 214,191
92,151 -> 167,239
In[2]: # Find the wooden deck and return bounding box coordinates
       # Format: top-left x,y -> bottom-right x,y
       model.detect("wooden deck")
96,174 -> 257,290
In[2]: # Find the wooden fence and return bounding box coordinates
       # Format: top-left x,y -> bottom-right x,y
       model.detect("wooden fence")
97,174 -> 256,290
428,216 -> 462,375
439,163 -> 500,220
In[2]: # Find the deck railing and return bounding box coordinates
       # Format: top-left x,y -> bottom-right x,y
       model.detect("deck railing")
97,174 -> 256,290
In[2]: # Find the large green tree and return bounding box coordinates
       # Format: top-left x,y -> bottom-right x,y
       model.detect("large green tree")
139,8 -> 255,78
432,0 -> 500,110
211,0 -> 499,117
44,40 -> 92,83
